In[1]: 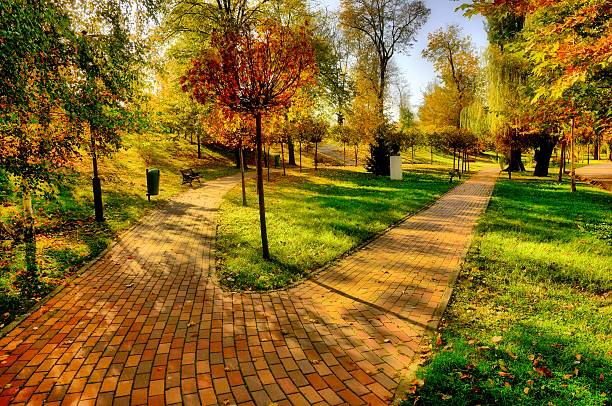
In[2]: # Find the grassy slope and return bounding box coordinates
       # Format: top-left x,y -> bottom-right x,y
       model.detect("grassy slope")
216,165 -> 462,291
0,133 -> 237,327
402,174 -> 612,405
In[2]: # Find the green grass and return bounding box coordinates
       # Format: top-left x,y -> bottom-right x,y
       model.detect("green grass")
216,166 -> 460,291
0,133 -> 237,328
402,174 -> 612,405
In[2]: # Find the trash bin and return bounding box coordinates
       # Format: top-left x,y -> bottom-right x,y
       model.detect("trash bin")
274,154 -> 281,168
146,168 -> 160,201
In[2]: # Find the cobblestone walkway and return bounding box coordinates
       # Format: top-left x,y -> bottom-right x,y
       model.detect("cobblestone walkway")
576,163 -> 612,191
0,168 -> 498,406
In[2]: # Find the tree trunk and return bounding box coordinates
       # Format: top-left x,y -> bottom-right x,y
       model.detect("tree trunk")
281,142 -> 286,176
20,178 -> 39,293
430,145 -> 433,164
593,137 -> 600,160
453,148 -> 456,171
354,145 -> 358,166
288,137 -> 296,166
239,141 -> 246,207
507,148 -> 525,172
570,118 -> 576,193
267,146 -> 270,182
299,140 -> 302,172
254,113 -> 270,260
197,133 -> 201,159
558,141 -> 566,182
314,142 -> 318,171
190,132 -> 193,145
411,145 -> 415,163
343,142 -> 346,165
533,137 -> 556,177
90,132 -> 104,222
21,178 -> 34,241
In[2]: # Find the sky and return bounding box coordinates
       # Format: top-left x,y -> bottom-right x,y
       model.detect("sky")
314,0 -> 489,113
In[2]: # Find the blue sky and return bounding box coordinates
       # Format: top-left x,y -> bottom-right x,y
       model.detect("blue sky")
314,0 -> 489,111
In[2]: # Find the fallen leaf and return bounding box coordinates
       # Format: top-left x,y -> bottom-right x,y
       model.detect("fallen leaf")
535,366 -> 553,378
505,349 -> 518,360
491,336 -> 503,344
563,374 -> 573,380
600,373 -> 604,381
126,283 -> 134,288
435,335 -> 443,346
524,387 -> 530,395
575,354 -> 582,361
504,382 -> 511,388
384,339 -> 391,343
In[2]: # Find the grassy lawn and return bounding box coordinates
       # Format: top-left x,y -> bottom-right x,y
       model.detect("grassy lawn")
216,166 -> 462,291
402,174 -> 612,405
0,133 -> 237,328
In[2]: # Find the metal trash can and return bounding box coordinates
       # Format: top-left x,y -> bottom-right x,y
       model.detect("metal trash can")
274,154 -> 281,168
146,168 -> 160,201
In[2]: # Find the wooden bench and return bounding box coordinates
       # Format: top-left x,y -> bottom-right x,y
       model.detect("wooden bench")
181,168 -> 201,186
449,169 -> 461,182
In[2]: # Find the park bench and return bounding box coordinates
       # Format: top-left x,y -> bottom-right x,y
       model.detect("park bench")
181,168 -> 201,186
449,169 -> 461,183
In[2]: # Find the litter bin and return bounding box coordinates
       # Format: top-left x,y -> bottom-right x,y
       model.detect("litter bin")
274,154 -> 281,168
146,168 -> 160,201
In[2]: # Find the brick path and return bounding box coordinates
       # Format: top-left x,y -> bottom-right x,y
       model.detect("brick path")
576,163 -> 612,191
0,168 -> 498,406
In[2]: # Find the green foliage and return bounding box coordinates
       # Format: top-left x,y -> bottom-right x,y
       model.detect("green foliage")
403,176 -> 612,405
216,167 -> 453,290
0,133 -> 236,327
365,124 -> 401,176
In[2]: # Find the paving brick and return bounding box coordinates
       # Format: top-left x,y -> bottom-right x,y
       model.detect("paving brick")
0,169 -> 498,404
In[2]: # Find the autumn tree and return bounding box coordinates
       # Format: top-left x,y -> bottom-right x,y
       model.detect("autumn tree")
464,0 -> 611,184
0,0 -> 79,241
340,0 -> 429,175
422,25 -> 479,124
315,10 -> 354,126
183,22 -> 316,259
340,0 -> 429,114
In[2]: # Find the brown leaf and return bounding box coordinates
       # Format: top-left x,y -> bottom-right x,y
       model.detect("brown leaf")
459,372 -> 471,380
435,335 -> 443,347
505,349 -> 518,360
523,387 -> 530,395
535,366 -> 553,378
562,374 -> 573,380
600,373 -> 604,381
491,336 -> 503,344
575,354 -> 582,361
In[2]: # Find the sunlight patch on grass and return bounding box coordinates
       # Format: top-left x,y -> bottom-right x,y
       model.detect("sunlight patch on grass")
402,174 -> 611,405
216,167 -> 455,291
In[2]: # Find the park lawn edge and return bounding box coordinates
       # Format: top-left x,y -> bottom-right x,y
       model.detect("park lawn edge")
399,174 -> 612,405
214,165 -> 486,293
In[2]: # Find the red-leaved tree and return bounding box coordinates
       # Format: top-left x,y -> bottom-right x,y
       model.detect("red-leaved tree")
182,21 -> 316,259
